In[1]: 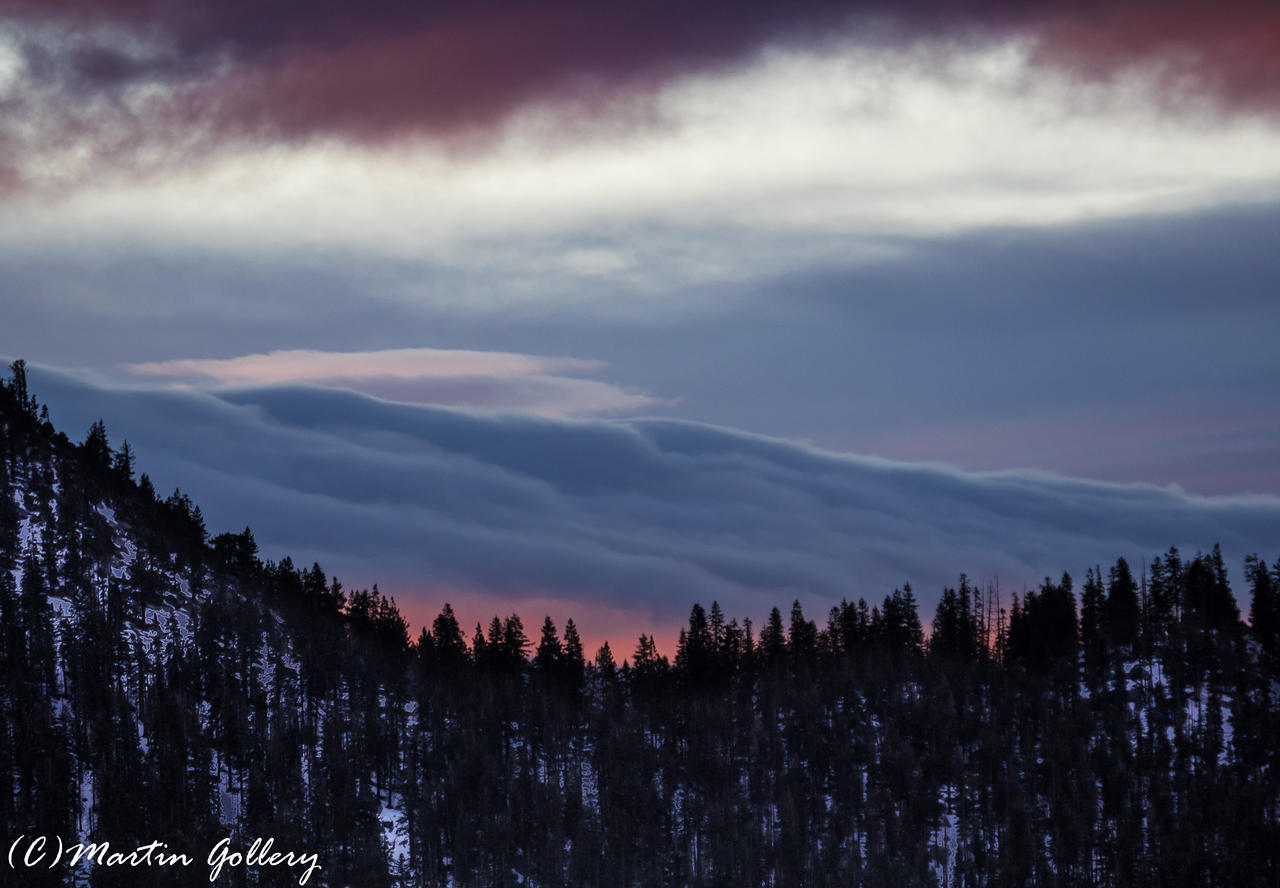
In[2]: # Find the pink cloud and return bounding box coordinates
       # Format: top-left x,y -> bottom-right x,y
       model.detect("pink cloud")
123,347 -> 665,417
125,347 -> 603,384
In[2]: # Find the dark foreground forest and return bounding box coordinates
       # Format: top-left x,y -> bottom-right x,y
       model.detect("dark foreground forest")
1,361 -> 1278,887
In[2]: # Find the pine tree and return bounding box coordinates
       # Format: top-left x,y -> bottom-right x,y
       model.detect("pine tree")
432,602 -> 469,669
760,606 -> 787,661
1081,567 -> 1106,676
1105,557 -> 1141,653
562,618 -> 586,691
594,641 -> 618,682
1246,554 -> 1279,674
788,599 -> 818,665
112,439 -> 135,482
535,616 -> 563,673
82,418 -> 112,471
502,613 -> 530,670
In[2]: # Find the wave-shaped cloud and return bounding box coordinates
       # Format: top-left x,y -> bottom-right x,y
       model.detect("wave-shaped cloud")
22,363 -> 1280,640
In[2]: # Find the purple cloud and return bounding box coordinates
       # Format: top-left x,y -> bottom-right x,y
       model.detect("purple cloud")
2,0 -> 1278,193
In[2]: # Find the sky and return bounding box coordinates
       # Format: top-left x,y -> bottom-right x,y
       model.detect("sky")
3,0 -> 1280,652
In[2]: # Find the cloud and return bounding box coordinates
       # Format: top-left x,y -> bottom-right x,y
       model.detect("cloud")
122,347 -> 663,417
21,363 -> 1280,645
7,39 -> 1280,271
125,347 -> 601,384
5,203 -> 1279,497
1033,1 -> 1280,116
2,1 -> 1278,195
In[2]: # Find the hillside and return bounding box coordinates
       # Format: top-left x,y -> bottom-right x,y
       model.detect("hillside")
1,359 -> 1278,887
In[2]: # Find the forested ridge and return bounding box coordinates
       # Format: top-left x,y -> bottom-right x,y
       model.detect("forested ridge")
1,360 -> 1278,887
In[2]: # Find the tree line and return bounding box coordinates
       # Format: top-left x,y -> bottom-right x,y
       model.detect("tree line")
2,360 -> 1278,887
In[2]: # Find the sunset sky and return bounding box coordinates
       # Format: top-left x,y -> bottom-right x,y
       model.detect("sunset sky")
4,0 -> 1280,651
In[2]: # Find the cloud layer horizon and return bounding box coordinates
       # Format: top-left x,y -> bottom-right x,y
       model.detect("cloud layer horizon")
21,362 -> 1280,648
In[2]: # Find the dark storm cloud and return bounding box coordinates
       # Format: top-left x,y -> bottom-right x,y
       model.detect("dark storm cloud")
19,364 -> 1280,629
1,0 -> 859,189
2,0 -> 1278,190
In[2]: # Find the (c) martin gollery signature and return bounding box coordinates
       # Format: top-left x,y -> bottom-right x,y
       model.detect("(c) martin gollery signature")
7,835 -> 322,885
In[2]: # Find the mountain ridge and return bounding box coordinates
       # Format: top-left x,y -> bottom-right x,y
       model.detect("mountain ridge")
2,358 -> 1278,887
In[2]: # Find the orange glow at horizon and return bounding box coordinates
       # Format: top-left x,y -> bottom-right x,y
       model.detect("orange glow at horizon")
386,587 -> 689,663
